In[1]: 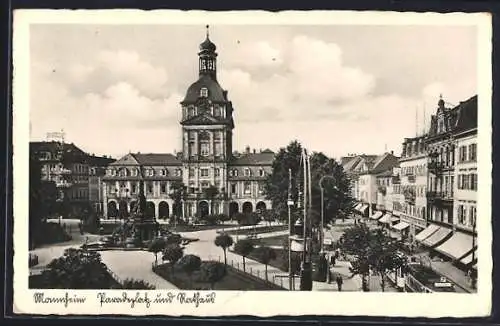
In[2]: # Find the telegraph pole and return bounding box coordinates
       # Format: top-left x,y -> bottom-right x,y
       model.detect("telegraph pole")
287,168 -> 294,290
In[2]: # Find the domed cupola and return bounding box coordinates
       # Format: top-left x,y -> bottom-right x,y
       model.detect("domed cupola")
199,35 -> 216,53
197,25 -> 218,80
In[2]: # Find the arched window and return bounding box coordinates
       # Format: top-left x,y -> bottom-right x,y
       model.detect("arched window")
234,169 -> 238,177
244,168 -> 251,177
259,169 -> 265,177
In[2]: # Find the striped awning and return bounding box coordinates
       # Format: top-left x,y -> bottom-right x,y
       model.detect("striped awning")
379,213 -> 398,224
421,227 -> 452,247
459,251 -> 476,265
370,211 -> 383,220
359,204 -> 369,214
392,221 -> 410,231
435,232 -> 475,260
354,203 -> 363,211
415,224 -> 440,242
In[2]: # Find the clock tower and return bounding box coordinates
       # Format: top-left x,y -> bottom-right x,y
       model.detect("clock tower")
179,26 -> 235,218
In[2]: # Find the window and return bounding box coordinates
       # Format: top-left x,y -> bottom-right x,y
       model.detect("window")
147,183 -> 154,194
161,183 -> 167,193
175,169 -> 182,177
229,170 -> 233,177
458,205 -> 466,225
471,173 -> 477,191
189,168 -> 195,177
214,168 -> 220,177
459,146 -> 468,162
200,87 -> 208,97
200,143 -> 209,156
469,144 -> 477,161
244,181 -> 251,195
230,183 -> 237,194
234,169 -> 238,177
161,169 -> 168,176
131,168 -> 138,176
201,181 -> 210,188
470,206 -> 477,226
215,143 -> 222,156
131,183 -> 137,193
188,107 -> 196,117
201,168 -> 209,177
244,168 -> 251,177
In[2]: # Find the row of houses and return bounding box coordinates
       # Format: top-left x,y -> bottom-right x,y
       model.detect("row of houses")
342,95 -> 478,275
30,141 -> 116,216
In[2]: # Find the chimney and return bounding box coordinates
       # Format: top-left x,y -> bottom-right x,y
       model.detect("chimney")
390,150 -> 394,155
245,146 -> 250,154
253,149 -> 256,154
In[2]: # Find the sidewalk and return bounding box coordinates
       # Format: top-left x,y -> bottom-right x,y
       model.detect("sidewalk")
100,250 -> 177,289
414,253 -> 474,293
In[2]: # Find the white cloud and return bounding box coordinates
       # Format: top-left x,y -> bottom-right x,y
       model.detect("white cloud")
225,41 -> 283,68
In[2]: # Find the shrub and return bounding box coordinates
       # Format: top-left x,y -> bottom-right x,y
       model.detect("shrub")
122,279 -> 156,290
200,261 -> 226,290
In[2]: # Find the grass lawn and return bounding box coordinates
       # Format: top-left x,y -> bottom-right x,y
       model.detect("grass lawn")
153,262 -> 285,290
225,225 -> 288,236
254,234 -> 288,247
170,224 -> 235,232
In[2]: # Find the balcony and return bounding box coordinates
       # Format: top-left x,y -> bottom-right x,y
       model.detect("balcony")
51,168 -> 72,175
55,181 -> 72,188
427,191 -> 454,206
407,175 -> 416,183
392,176 -> 401,184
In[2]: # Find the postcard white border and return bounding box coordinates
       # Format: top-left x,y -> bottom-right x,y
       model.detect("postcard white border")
12,9 -> 493,317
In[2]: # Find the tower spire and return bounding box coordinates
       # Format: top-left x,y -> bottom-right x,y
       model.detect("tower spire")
206,24 -> 210,38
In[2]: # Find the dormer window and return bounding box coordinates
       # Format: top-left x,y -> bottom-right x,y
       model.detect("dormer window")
146,168 -> 154,177
161,169 -> 168,176
175,169 -> 182,177
200,87 -> 208,98
131,168 -> 138,177
244,168 -> 251,177
259,169 -> 265,177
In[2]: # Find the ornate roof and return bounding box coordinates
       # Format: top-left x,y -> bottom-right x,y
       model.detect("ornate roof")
181,113 -> 231,126
182,74 -> 227,104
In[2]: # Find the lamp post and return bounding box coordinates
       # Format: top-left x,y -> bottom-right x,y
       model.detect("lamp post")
299,148 -> 313,291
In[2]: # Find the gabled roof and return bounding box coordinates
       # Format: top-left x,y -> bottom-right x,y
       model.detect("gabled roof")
231,151 -> 275,166
454,95 -> 478,133
110,153 -> 140,166
370,153 -> 400,174
340,156 -> 355,167
110,153 -> 182,166
180,113 -> 230,126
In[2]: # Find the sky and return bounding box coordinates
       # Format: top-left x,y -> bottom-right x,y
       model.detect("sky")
29,24 -> 477,160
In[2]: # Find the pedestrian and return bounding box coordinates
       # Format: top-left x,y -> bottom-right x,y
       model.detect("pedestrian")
330,254 -> 336,266
336,275 -> 343,291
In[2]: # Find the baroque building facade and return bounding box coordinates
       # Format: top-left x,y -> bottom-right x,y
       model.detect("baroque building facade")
102,30 -> 273,220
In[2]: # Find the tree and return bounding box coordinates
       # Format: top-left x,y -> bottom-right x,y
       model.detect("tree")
162,244 -> 184,275
29,152 -> 59,248
340,224 -> 406,292
200,261 -> 226,290
37,248 -> 115,289
148,238 -> 166,266
176,254 -> 202,288
254,246 -> 277,281
264,141 -> 354,233
368,229 -> 408,292
234,239 -> 254,273
122,279 -> 156,290
214,233 -> 234,267
260,209 -> 276,226
203,185 -> 219,216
